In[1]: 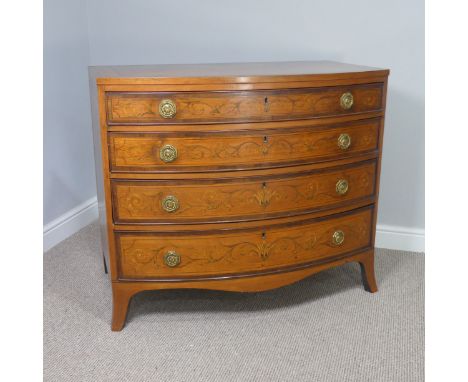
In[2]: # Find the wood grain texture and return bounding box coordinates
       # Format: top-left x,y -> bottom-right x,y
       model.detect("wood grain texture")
116,208 -> 372,279
88,61 -> 389,330
106,84 -> 383,125
112,161 -> 376,223
112,200 -> 375,234
109,153 -> 379,181
109,119 -> 380,172
90,60 -> 388,85
110,248 -> 376,331
107,113 -> 384,133
359,253 -> 378,293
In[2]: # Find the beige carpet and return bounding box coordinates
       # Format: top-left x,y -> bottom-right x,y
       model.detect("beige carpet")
44,222 -> 424,382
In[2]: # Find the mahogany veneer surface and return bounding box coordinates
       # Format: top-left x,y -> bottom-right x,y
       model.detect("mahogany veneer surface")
89,60 -> 389,330
111,161 -> 377,224
117,207 -> 373,279
106,84 -> 383,124
108,118 -> 380,172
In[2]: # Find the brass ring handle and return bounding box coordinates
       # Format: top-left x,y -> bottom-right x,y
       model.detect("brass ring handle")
336,179 -> 349,195
332,230 -> 345,246
161,195 -> 179,213
160,144 -> 178,163
159,99 -> 177,118
337,133 -> 351,150
164,250 -> 181,267
340,92 -> 354,110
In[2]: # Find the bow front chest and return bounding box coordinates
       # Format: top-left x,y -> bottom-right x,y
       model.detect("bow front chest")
89,61 -> 389,331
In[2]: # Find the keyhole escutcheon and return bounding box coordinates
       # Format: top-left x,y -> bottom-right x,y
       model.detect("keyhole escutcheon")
264,97 -> 270,112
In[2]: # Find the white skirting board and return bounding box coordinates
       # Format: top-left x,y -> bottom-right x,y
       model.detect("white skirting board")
43,199 -> 425,253
43,197 -> 99,252
374,224 -> 425,253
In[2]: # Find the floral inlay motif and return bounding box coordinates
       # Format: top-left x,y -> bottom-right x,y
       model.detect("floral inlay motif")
254,186 -> 278,207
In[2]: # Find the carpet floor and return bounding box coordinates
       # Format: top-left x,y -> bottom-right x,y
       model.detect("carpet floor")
44,222 -> 424,382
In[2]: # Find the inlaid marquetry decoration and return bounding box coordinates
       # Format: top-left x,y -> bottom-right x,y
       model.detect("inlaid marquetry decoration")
117,208 -> 372,278
257,238 -> 274,261
112,162 -> 376,223
254,183 -> 277,207
105,84 -> 383,124
109,121 -> 380,172
92,61 -> 390,331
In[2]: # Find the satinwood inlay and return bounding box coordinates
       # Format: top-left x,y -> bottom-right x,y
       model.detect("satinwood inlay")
89,61 -> 389,330
106,84 -> 383,124
117,208 -> 372,278
112,161 -> 377,223
109,120 -> 380,172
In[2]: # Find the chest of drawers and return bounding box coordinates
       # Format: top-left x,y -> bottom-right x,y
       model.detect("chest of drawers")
89,61 -> 389,331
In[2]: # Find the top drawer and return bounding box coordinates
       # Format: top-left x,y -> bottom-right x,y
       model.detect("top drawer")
105,83 -> 384,125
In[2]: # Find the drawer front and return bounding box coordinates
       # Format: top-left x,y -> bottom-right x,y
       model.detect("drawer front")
109,120 -> 380,172
112,161 -> 376,224
106,84 -> 383,125
116,208 -> 373,279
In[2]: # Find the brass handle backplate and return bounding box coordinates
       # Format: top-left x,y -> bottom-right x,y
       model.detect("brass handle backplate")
338,133 -> 351,150
340,92 -> 354,110
160,144 -> 178,163
164,250 -> 181,267
159,99 -> 177,118
332,230 -> 345,246
162,195 -> 179,212
336,179 -> 349,195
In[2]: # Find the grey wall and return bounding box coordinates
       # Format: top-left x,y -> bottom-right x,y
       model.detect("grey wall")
44,0 -> 424,230
44,0 -> 96,224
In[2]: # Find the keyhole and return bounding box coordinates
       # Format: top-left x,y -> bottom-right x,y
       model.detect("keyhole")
261,136 -> 269,155
262,232 -> 266,239
264,97 -> 269,112
262,181 -> 267,188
